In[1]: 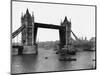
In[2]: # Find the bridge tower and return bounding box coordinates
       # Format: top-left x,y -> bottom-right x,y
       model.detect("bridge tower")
21,9 -> 34,46
61,16 -> 71,49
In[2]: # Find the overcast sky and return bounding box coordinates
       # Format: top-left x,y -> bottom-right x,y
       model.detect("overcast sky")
12,1 -> 95,42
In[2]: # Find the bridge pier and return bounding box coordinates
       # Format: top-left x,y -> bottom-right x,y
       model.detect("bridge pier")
34,43 -> 38,55
12,46 -> 23,55
18,46 -> 23,55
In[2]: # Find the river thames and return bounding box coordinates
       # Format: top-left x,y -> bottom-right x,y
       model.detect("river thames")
11,48 -> 96,74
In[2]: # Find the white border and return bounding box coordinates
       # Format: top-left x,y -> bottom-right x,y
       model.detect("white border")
0,0 -> 99,75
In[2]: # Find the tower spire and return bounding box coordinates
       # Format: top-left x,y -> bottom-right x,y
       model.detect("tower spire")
64,16 -> 68,22
60,19 -> 62,25
69,18 -> 71,25
26,8 -> 29,14
21,12 -> 24,22
32,12 -> 34,17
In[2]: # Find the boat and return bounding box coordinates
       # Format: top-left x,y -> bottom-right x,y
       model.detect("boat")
59,57 -> 76,61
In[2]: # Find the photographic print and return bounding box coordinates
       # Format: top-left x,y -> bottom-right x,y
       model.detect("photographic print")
11,0 -> 96,74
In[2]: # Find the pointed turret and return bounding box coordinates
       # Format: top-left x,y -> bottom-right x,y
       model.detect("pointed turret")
25,8 -> 31,18
26,8 -> 29,14
21,12 -> 23,18
32,12 -> 34,20
61,16 -> 69,26
32,12 -> 34,17
32,12 -> 34,25
21,12 -> 24,23
69,18 -> 71,25
63,16 -> 68,23
60,19 -> 62,25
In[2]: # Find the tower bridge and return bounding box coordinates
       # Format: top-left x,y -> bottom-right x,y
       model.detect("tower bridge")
12,9 -> 78,55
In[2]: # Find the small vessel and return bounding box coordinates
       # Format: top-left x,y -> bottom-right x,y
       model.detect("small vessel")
59,57 -> 76,61
59,46 -> 76,55
45,57 -> 48,59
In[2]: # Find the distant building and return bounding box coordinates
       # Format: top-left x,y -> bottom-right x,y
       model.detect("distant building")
90,37 -> 96,50
90,37 -> 95,42
85,37 -> 87,40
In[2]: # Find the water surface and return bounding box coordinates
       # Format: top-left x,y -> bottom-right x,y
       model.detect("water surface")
11,48 -> 96,74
